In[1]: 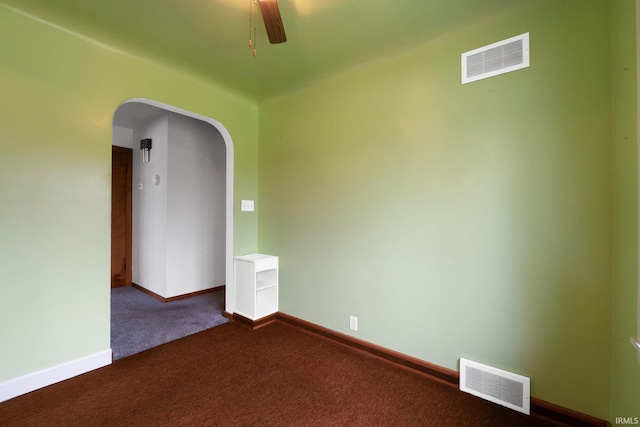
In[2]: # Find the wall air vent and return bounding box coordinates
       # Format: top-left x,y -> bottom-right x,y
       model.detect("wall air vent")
461,33 -> 529,84
459,358 -> 530,415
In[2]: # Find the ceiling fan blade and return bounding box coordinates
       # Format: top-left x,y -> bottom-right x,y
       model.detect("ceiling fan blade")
258,0 -> 287,44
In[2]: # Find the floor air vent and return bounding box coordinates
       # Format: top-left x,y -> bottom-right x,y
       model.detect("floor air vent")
459,358 -> 530,415
461,33 -> 529,84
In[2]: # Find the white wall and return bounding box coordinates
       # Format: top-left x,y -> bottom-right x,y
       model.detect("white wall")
128,111 -> 226,298
166,113 -> 226,297
133,114 -> 169,297
112,125 -> 133,149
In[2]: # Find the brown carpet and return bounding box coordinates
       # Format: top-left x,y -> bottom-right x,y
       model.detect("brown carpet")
0,321 -> 554,426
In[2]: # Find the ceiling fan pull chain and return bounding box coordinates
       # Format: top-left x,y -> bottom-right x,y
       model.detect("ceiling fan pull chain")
253,26 -> 257,57
248,0 -> 253,48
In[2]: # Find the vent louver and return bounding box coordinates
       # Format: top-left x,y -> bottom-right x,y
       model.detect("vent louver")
461,33 -> 529,84
459,358 -> 530,415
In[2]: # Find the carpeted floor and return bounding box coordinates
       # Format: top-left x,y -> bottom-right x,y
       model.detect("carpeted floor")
1,321 -> 556,426
111,286 -> 229,359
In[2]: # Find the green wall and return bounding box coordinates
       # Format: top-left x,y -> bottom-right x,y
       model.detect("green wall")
0,4 -> 259,382
611,0 -> 640,420
259,0 -> 633,420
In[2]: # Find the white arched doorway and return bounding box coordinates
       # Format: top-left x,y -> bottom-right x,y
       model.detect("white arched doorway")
112,98 -> 234,315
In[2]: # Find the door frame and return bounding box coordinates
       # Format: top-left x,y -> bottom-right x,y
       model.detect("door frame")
114,98 -> 235,315
111,146 -> 133,288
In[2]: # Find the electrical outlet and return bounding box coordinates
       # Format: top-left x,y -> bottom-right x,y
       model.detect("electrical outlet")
349,315 -> 358,331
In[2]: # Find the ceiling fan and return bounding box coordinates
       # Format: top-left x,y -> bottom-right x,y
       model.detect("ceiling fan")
255,0 -> 287,44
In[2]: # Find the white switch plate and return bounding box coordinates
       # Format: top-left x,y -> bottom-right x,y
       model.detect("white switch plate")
241,200 -> 254,211
349,315 -> 358,331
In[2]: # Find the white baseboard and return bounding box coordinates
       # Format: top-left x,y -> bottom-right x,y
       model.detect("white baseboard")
0,349 -> 112,403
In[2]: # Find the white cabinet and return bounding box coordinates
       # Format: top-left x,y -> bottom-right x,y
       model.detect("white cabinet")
234,254 -> 278,320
